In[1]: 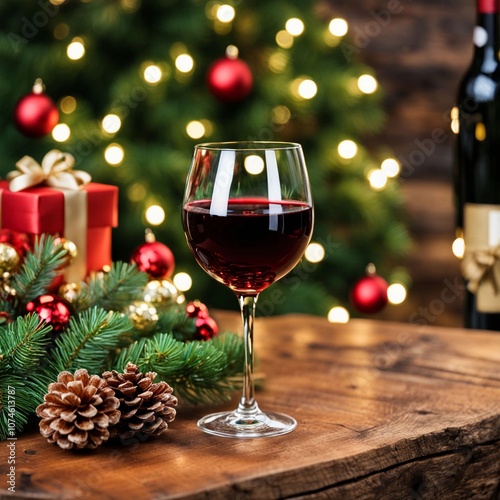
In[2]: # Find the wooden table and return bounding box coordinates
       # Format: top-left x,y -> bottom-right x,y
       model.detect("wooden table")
3,313 -> 500,499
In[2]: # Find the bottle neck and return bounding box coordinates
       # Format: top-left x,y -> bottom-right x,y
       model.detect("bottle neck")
473,12 -> 500,69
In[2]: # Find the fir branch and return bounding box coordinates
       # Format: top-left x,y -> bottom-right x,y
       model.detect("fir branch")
74,262 -> 148,313
49,307 -> 132,376
113,332 -> 244,405
12,235 -> 68,304
0,314 -> 52,373
0,374 -> 32,440
0,315 -> 53,439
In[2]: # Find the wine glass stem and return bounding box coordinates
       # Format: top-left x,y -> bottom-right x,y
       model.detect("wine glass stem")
237,294 -> 259,416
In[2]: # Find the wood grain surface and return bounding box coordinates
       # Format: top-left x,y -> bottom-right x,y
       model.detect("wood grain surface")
2,312 -> 500,499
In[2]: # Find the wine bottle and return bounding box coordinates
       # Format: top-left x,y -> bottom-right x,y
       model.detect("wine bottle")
455,0 -> 500,330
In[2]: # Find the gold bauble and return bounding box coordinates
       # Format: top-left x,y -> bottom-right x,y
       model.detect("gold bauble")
127,301 -> 159,331
58,282 -> 82,304
142,280 -> 180,309
0,243 -> 21,274
54,237 -> 78,267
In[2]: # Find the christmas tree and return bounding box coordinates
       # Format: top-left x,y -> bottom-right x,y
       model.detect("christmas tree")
0,0 -> 410,317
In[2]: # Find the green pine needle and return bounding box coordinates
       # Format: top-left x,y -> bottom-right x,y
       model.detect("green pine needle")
74,261 -> 148,313
49,307 -> 132,376
12,235 -> 68,305
0,314 -> 52,373
113,332 -> 244,405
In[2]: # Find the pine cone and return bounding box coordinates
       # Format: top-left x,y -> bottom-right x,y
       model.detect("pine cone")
102,362 -> 177,441
36,369 -> 120,450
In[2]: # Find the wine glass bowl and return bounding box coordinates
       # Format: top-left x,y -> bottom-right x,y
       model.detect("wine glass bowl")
182,141 -> 314,438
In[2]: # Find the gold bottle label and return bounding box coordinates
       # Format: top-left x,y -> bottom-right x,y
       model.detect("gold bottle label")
462,203 -> 500,312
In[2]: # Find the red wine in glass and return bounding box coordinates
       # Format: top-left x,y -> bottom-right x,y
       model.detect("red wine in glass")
183,198 -> 313,294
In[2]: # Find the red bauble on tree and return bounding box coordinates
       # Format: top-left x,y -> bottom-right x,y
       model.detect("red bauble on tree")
350,264 -> 388,315
0,229 -> 32,260
207,46 -> 253,103
186,300 -> 209,319
131,229 -> 175,279
13,79 -> 59,138
26,294 -> 71,333
194,316 -> 219,341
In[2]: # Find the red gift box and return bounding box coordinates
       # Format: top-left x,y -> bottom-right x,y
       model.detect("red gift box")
0,180 -> 118,280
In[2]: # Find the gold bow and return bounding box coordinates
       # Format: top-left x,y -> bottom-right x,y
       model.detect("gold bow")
7,150 -> 91,192
461,245 -> 500,294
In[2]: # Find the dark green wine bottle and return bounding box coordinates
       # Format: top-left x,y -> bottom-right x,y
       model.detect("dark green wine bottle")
455,0 -> 500,330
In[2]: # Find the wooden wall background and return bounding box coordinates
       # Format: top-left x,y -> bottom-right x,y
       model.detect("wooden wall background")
325,0 -> 474,326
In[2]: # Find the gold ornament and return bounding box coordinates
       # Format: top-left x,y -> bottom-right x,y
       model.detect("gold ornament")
0,243 -> 21,274
58,282 -> 81,304
54,237 -> 78,267
142,279 -> 180,309
127,301 -> 159,331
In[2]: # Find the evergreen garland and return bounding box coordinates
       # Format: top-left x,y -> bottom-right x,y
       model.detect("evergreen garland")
0,236 -> 244,440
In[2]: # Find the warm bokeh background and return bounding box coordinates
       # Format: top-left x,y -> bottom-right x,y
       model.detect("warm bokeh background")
331,0 -> 473,327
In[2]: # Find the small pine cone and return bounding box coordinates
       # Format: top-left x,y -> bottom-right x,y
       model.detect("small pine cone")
36,369 -> 120,450
102,362 -> 178,441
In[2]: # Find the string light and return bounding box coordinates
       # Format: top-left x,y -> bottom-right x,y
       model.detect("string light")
173,272 -> 192,292
304,243 -> 325,263
145,205 -> 165,225
52,123 -> 71,142
216,4 -> 235,22
387,283 -> 407,305
268,52 -> 288,72
368,169 -> 388,190
329,18 -> 348,37
102,114 -> 121,134
175,54 -> 194,73
328,306 -> 350,324
104,144 -> 124,166
450,106 -> 460,134
186,120 -> 206,139
60,96 -> 77,114
244,155 -> 265,175
127,183 -> 147,202
272,105 -> 291,125
285,18 -> 304,36
276,30 -> 294,49
143,64 -> 162,84
357,74 -> 378,94
337,139 -> 358,159
381,158 -> 400,178
452,237 -> 465,258
67,37 -> 85,60
291,78 -> 317,100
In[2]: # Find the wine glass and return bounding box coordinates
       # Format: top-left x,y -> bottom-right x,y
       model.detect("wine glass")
182,141 -> 314,438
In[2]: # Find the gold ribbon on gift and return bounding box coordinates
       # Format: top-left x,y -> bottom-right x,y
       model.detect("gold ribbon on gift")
463,203 -> 500,313
462,245 -> 500,294
6,149 -> 91,192
4,150 -> 91,283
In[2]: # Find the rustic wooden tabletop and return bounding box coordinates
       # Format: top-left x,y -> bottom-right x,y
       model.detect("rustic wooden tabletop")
2,312 -> 500,499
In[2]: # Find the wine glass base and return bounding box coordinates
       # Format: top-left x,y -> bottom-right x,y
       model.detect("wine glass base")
197,409 -> 297,438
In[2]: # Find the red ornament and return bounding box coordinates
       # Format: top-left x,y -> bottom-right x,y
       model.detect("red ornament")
0,229 -> 32,260
13,79 -> 59,138
26,294 -> 71,333
350,265 -> 388,315
207,49 -> 253,103
194,316 -> 219,341
186,300 -> 209,319
131,229 -> 175,279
